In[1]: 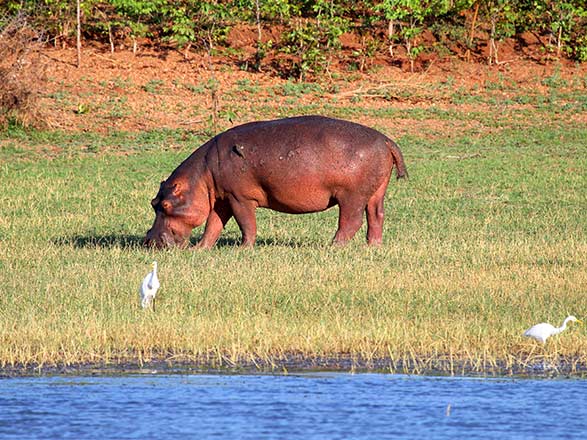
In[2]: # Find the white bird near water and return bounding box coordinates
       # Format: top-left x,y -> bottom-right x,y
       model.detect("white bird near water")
140,261 -> 160,310
523,315 -> 582,343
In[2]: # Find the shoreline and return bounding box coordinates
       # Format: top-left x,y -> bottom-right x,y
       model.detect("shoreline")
2,354 -> 587,379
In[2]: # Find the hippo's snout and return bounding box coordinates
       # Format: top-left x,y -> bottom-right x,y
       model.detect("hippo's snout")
144,227 -> 191,248
144,229 -> 175,248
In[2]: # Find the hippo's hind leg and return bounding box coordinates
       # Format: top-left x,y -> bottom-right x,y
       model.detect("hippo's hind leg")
333,194 -> 367,245
365,183 -> 386,245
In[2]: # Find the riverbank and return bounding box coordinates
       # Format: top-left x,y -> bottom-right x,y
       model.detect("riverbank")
3,352 -> 587,378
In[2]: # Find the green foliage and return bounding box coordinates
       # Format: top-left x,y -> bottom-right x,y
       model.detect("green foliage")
479,0 -> 517,63
377,0 -> 470,70
160,1 -> 235,49
279,1 -> 350,79
281,20 -> 326,79
1,0 -> 587,74
235,0 -> 301,22
142,79 -> 165,94
532,0 -> 587,60
109,0 -> 166,41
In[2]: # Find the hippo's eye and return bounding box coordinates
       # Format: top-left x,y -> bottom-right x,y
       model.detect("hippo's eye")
151,196 -> 174,214
161,200 -> 174,214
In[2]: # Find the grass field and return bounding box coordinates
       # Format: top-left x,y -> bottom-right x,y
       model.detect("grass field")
1,63 -> 587,375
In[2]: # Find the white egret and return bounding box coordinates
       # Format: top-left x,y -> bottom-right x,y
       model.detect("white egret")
523,315 -> 582,343
140,261 -> 160,310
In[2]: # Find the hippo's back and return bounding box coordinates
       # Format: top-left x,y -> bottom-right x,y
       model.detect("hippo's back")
209,116 -> 398,214
219,115 -> 394,177
227,115 -> 389,152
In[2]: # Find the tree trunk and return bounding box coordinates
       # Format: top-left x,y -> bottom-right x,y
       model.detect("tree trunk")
76,0 -> 81,68
489,16 -> 498,65
254,0 -> 264,71
388,20 -> 395,58
556,25 -> 562,58
109,24 -> 114,53
466,2 -> 480,62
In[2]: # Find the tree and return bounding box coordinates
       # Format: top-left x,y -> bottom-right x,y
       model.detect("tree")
109,0 -> 166,54
479,0 -> 517,64
377,0 -> 462,71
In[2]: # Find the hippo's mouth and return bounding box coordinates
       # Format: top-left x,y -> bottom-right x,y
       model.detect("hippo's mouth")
144,230 -> 189,249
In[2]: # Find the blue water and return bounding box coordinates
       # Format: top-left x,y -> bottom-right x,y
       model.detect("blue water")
1,373 -> 586,439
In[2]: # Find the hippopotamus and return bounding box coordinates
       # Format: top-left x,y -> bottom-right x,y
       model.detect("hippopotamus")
145,115 -> 407,248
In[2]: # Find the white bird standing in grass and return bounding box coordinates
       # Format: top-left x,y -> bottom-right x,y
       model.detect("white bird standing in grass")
140,261 -> 160,310
523,315 -> 582,343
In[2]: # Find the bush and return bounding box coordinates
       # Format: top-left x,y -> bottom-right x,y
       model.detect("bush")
0,13 -> 47,128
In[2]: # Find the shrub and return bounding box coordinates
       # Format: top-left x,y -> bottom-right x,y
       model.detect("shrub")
0,13 -> 47,128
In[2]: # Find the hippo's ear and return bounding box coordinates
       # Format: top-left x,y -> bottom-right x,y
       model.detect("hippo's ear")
171,183 -> 182,197
151,197 -> 159,208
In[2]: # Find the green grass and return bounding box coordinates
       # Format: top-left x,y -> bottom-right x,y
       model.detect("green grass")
142,79 -> 166,94
1,105 -> 587,375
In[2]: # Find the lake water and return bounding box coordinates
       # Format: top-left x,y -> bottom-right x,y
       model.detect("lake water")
1,373 -> 586,439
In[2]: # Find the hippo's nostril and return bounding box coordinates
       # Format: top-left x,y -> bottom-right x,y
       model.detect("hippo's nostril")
145,231 -> 175,248
144,237 -> 157,248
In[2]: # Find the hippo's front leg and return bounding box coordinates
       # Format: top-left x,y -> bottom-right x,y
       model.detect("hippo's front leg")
228,196 -> 257,246
196,200 -> 233,248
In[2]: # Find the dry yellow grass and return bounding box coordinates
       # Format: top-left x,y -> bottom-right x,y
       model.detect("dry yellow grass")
1,227 -> 586,374
1,65 -> 586,374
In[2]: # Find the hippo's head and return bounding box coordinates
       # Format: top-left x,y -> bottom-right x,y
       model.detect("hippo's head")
144,179 -> 210,248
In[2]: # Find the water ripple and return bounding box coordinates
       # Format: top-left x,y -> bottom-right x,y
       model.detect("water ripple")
0,374 -> 586,439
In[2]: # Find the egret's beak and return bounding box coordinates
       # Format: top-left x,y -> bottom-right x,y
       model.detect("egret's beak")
577,319 -> 583,325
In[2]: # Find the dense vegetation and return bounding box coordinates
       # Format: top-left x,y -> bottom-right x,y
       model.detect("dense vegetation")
2,1 -> 587,77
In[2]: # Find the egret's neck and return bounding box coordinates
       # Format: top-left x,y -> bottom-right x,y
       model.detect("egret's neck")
556,317 -> 573,334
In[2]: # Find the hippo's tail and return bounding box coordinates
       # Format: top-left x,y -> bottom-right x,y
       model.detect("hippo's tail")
386,139 -> 408,179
